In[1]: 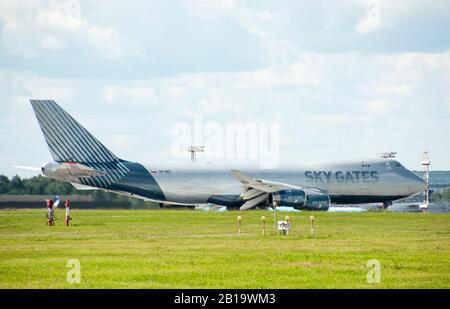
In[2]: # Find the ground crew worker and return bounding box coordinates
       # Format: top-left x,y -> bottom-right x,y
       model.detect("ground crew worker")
64,199 -> 71,226
46,199 -> 55,226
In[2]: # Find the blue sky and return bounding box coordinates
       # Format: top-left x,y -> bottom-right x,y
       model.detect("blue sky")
1,0 -> 449,177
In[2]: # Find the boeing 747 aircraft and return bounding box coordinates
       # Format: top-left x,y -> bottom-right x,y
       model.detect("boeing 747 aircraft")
26,100 -> 426,211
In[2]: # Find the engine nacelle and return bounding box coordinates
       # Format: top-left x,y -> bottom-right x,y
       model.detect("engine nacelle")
303,193 -> 330,211
41,161 -> 106,182
41,161 -> 63,178
269,189 -> 330,211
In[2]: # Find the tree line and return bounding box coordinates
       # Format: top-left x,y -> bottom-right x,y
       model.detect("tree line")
0,175 -> 159,208
0,175 -> 74,195
431,189 -> 450,203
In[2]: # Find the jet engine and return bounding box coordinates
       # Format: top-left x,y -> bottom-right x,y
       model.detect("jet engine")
268,188 -> 330,211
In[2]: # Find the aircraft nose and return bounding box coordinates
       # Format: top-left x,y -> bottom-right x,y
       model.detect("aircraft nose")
409,175 -> 427,194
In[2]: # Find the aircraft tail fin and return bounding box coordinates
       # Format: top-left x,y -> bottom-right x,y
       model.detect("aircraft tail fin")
30,100 -> 120,164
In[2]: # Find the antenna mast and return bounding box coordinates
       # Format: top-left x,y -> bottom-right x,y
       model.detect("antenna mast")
187,145 -> 205,163
378,151 -> 397,159
420,151 -> 430,209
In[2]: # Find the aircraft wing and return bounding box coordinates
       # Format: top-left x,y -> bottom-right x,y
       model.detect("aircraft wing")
231,170 -> 302,210
231,170 -> 293,193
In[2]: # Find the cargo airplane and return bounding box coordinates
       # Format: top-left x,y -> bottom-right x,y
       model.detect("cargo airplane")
24,100 -> 426,211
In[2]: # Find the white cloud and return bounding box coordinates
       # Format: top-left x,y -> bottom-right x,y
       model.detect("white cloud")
183,0 -> 239,20
40,35 -> 68,50
109,134 -> 131,150
2,21 -> 38,58
366,99 -> 399,114
354,0 -> 415,34
260,11 -> 271,21
355,0 -> 384,34
356,14 -> 383,34
10,73 -> 76,103
36,6 -> 83,31
102,85 -> 159,106
0,0 -> 127,59
87,26 -> 124,58
252,55 -> 322,87
375,83 -> 412,96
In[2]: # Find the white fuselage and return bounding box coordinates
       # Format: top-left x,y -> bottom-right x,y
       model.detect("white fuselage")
141,159 -> 426,205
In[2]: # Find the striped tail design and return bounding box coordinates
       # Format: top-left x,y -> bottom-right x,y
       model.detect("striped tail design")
30,100 -> 129,188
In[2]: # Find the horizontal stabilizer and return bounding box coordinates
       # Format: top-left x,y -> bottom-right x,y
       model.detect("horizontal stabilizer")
71,182 -> 99,190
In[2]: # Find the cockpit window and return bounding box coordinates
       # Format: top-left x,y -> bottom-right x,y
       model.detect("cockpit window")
361,161 -> 371,168
393,161 -> 402,167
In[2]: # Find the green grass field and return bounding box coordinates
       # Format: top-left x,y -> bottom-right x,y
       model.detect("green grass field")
0,209 -> 449,288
